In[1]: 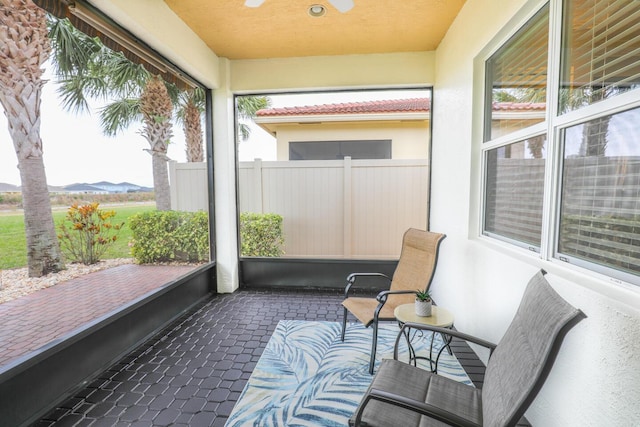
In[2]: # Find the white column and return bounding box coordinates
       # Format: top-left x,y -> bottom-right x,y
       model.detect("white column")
213,58 -> 239,293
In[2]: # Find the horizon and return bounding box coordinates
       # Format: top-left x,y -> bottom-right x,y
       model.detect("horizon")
0,180 -> 153,188
0,65 -> 186,188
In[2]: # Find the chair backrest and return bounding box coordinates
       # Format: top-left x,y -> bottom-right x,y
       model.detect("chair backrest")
482,270 -> 585,426
387,228 -> 446,308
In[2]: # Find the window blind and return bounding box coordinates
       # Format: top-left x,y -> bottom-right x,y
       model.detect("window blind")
560,0 -> 640,112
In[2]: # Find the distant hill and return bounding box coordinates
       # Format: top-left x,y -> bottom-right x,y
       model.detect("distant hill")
0,181 -> 153,194
0,183 -> 20,192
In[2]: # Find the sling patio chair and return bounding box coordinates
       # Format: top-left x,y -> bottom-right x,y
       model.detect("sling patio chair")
350,269 -> 586,427
341,228 -> 446,374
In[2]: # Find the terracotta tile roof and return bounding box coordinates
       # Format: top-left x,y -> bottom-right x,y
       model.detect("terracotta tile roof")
256,98 -> 431,117
492,102 -> 546,111
256,98 -> 546,117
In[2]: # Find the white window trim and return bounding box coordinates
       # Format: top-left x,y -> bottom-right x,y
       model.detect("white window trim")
476,0 -> 640,289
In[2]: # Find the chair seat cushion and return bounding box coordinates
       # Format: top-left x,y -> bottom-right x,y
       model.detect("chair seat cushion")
342,297 -> 398,326
351,359 -> 482,427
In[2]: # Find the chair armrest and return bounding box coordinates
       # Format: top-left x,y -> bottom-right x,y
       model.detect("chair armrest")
353,388 -> 480,427
376,289 -> 416,303
394,323 -> 497,357
344,273 -> 392,298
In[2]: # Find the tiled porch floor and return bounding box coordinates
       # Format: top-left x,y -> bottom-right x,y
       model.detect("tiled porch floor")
1,266 -> 526,427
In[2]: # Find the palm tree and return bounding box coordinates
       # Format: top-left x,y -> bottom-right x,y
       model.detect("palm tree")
176,87 -> 205,162
0,0 -> 64,277
50,17 -> 177,210
236,95 -> 271,142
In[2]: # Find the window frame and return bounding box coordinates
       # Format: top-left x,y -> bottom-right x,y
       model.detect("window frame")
479,0 -> 640,287
480,2 -> 551,253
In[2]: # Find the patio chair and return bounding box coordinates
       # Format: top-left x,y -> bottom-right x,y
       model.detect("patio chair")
350,270 -> 586,427
341,228 -> 446,374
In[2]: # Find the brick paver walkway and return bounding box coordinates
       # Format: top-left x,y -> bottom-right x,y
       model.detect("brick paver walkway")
0,264 -> 195,368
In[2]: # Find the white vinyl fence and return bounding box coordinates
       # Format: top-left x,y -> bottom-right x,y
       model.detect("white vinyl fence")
170,158 -> 429,258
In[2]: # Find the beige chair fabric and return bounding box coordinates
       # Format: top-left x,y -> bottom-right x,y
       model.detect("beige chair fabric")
341,228 -> 446,374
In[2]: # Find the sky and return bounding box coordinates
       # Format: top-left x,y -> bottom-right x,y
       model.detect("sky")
0,66 -> 187,188
0,68 -> 428,188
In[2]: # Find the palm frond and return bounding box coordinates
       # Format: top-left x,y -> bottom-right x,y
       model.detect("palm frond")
56,77 -> 91,114
48,17 -> 101,78
175,87 -> 206,124
238,123 -> 251,142
102,53 -> 150,91
237,95 -> 271,120
163,80 -> 181,105
99,99 -> 141,136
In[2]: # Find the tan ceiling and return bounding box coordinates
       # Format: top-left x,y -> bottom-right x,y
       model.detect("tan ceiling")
163,0 -> 466,60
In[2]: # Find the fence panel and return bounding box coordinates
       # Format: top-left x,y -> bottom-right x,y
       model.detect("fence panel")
173,158 -> 430,258
262,161 -> 345,257
351,160 -> 429,257
169,162 -> 208,212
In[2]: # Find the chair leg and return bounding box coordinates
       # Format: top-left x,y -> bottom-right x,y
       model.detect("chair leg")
440,332 -> 453,355
369,321 -> 378,374
341,306 -> 348,341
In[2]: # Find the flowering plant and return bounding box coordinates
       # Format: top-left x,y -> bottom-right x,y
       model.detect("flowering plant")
57,202 -> 124,265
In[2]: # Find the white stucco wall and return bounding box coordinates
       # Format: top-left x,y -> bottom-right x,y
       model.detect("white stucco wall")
230,51 -> 435,93
430,0 -> 640,425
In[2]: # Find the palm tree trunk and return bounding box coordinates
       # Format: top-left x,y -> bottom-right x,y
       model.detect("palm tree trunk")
152,152 -> 171,210
140,76 -> 174,211
184,98 -> 204,162
0,0 -> 64,276
4,89 -> 65,276
20,157 -> 65,276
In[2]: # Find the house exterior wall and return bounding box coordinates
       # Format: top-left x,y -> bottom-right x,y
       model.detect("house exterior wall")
431,1 -> 640,426
271,121 -> 430,160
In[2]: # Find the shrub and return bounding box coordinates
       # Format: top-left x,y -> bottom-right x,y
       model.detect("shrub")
240,213 -> 284,257
129,210 -> 209,263
57,202 -> 124,265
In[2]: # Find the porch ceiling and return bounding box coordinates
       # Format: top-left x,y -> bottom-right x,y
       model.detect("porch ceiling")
163,0 -> 466,60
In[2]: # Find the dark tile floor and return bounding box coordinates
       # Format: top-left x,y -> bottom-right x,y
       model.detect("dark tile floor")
32,287 -> 517,427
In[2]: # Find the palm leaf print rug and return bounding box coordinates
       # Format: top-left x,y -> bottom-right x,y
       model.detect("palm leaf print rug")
226,320 -> 472,426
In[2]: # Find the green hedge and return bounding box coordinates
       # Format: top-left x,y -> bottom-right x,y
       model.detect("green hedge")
129,210 -> 209,263
240,212 -> 284,257
129,211 -> 284,262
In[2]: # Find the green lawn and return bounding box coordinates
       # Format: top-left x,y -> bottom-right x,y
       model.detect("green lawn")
0,204 -> 156,270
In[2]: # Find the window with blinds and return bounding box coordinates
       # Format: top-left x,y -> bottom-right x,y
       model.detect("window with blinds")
481,0 -> 640,286
484,135 -> 546,249
484,4 -> 549,141
559,0 -> 640,114
558,106 -> 640,279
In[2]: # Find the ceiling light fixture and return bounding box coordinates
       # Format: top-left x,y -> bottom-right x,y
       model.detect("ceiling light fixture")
308,4 -> 326,17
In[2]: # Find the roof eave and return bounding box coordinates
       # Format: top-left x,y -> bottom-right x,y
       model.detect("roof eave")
255,111 -> 430,125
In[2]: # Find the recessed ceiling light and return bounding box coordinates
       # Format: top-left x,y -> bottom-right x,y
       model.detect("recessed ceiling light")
308,4 -> 326,17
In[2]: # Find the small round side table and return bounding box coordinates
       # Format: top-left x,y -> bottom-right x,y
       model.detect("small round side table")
394,304 -> 454,373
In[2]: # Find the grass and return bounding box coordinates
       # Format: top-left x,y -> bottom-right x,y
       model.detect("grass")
0,204 -> 156,270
